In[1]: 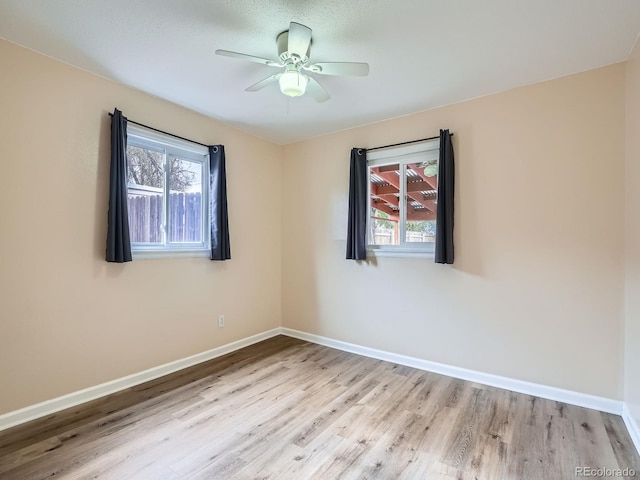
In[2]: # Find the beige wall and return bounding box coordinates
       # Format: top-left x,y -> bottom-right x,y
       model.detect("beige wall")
625,41 -> 640,426
0,40 -> 282,415
282,64 -> 626,399
0,37 -> 631,416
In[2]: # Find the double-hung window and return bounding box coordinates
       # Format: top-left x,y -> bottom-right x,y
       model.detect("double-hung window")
367,140 -> 439,257
126,124 -> 210,258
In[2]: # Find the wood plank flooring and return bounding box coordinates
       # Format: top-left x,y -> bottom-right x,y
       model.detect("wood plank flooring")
0,336 -> 638,479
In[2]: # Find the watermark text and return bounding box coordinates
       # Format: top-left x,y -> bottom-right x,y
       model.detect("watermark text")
576,466 -> 636,477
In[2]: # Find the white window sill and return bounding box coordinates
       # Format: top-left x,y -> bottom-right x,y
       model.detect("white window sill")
132,248 -> 211,260
367,248 -> 434,259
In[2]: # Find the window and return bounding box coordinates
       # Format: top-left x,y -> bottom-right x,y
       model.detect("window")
126,124 -> 210,258
367,140 -> 439,257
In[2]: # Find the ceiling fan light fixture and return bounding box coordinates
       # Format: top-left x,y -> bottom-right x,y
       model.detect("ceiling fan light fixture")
279,67 -> 308,97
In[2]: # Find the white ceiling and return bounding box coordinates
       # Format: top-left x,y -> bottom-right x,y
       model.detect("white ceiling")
1,0 -> 640,144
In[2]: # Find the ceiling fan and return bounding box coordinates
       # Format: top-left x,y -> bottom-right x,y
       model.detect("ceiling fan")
215,22 -> 369,103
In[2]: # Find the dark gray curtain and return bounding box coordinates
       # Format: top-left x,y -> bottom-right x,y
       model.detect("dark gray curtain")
346,148 -> 367,260
106,108 -> 132,263
435,129 -> 454,264
209,145 -> 231,260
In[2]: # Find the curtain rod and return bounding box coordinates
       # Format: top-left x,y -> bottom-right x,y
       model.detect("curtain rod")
366,133 -> 454,152
108,112 -> 209,148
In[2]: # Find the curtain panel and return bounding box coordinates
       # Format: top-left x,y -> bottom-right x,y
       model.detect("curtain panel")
106,108 -> 132,263
209,145 -> 231,260
346,148 -> 368,260
435,129 -> 454,264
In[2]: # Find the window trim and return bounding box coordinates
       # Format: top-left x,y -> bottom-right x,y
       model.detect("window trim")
366,140 -> 439,258
126,124 -> 210,259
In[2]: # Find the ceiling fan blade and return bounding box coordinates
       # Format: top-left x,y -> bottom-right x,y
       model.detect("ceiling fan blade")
306,77 -> 330,103
215,49 -> 282,67
288,22 -> 312,59
305,62 -> 369,76
245,74 -> 282,92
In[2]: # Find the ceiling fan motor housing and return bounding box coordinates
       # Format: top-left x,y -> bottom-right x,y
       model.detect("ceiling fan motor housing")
277,30 -> 310,65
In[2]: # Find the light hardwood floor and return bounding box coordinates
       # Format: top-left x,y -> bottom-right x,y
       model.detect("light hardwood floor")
0,336 -> 638,479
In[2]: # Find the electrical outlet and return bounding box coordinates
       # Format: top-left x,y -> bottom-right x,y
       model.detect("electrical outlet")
218,315 -> 225,328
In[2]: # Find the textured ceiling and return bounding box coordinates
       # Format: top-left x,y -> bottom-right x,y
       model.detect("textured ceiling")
1,0 -> 640,144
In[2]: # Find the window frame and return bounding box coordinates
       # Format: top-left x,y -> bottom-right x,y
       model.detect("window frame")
366,140 -> 439,258
126,124 -> 210,259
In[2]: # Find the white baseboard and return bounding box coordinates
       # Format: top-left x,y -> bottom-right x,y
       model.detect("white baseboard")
0,325 -> 631,447
622,403 -> 640,456
280,328 -> 623,415
0,328 -> 281,432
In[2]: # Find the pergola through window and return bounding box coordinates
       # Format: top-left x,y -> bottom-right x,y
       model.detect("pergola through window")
367,141 -> 439,251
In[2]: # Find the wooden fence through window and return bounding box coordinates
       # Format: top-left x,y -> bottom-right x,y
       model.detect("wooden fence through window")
128,192 -> 202,243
